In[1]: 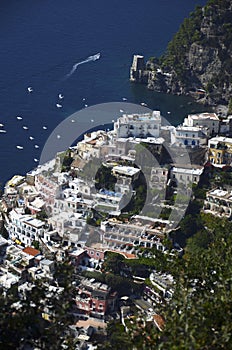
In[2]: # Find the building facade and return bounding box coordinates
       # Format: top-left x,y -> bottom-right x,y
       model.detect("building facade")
7,209 -> 47,247
183,112 -> 219,136
208,137 -> 232,165
203,188 -> 232,218
75,278 -> 117,319
114,111 -> 161,139
174,126 -> 208,147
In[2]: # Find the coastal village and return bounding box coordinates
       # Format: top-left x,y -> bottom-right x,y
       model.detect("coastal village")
0,0 -> 231,346
1,91 -> 232,348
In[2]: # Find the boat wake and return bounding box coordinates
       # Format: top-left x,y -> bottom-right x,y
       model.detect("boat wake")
65,53 -> 101,78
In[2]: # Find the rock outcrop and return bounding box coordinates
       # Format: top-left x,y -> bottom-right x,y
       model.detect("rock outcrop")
130,0 -> 232,106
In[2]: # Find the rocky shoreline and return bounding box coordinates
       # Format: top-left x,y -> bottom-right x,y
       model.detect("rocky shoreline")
130,54 -> 229,115
130,1 -> 232,110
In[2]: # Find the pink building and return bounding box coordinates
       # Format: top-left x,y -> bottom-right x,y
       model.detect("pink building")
75,278 -> 117,319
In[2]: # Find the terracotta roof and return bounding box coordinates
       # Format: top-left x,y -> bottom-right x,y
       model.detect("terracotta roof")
153,314 -> 165,331
23,246 -> 40,257
122,252 -> 137,259
107,249 -> 136,259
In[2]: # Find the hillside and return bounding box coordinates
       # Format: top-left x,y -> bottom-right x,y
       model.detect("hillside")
144,0 -> 232,106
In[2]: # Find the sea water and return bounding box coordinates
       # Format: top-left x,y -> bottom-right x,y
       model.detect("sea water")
0,0 -> 207,185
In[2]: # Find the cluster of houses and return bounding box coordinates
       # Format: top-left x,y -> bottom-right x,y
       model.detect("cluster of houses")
1,108 -> 232,344
1,110 -> 210,259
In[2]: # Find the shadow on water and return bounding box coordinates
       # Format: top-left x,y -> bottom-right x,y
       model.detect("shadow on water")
130,83 -> 212,126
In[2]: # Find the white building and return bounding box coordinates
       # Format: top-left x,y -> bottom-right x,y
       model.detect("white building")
77,130 -> 108,160
101,218 -> 166,251
112,165 -> 140,179
102,138 -> 130,160
183,112 -> 219,136
7,209 -> 47,246
40,259 -> 55,275
48,211 -> 86,243
0,268 -> 19,289
114,111 -> 161,139
52,178 -> 94,215
93,189 -> 126,216
68,178 -> 93,197
170,166 -> 204,187
112,165 -> 140,196
203,188 -> 232,218
174,126 -> 208,147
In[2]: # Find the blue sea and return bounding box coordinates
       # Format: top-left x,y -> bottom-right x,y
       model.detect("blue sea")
0,0 -> 207,186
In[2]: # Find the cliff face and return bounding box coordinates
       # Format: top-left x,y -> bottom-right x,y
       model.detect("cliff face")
137,0 -> 232,106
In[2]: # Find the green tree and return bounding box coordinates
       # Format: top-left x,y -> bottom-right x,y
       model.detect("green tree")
98,321 -> 133,350
103,252 -> 125,275
95,164 -> 117,191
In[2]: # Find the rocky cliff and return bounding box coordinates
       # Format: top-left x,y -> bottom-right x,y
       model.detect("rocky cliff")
134,0 -> 232,106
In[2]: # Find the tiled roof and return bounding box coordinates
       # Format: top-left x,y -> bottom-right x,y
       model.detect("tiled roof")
153,314 -> 165,331
23,247 -> 40,257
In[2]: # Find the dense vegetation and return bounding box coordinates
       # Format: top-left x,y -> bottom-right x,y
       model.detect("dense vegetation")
96,212 -> 232,349
160,5 -> 204,81
95,164 -> 117,191
95,165 -> 232,349
149,0 -> 232,105
0,260 -> 77,350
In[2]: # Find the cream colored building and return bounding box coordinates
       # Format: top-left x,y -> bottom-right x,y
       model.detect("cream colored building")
203,188 -> 232,218
208,136 -> 232,165
183,112 -> 219,136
